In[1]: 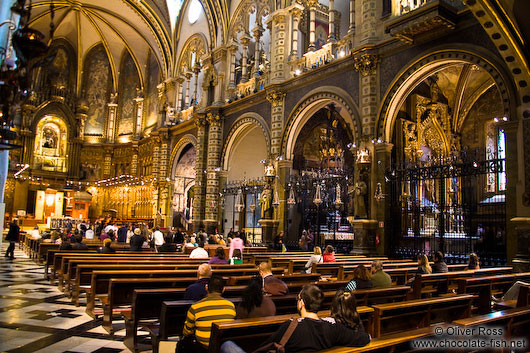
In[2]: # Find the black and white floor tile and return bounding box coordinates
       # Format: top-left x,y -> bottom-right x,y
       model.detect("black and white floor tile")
0,243 -> 137,353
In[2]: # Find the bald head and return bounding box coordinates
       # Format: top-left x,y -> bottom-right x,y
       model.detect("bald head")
258,262 -> 272,277
198,263 -> 212,279
371,260 -> 383,273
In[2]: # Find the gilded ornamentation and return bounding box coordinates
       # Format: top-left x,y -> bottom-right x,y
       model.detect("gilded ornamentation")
266,91 -> 286,107
354,54 -> 380,76
206,113 -> 221,124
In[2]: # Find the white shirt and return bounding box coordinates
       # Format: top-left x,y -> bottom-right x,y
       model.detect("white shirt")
153,230 -> 164,246
104,225 -> 117,234
85,229 -> 94,239
189,247 -> 209,259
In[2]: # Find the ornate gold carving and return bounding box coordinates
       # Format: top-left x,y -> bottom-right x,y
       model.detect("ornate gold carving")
206,112 -> 222,124
195,116 -> 207,128
266,91 -> 286,107
354,54 -> 380,76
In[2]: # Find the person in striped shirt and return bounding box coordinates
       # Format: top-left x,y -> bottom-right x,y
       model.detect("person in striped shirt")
182,275 -> 236,350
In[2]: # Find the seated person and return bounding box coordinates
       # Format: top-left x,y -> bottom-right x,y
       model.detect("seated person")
157,234 -> 177,253
432,251 -> 448,273
209,247 -> 228,264
129,228 -> 144,251
370,260 -> 392,288
71,235 -> 88,250
221,284 -> 370,353
184,263 -> 211,301
190,241 -> 209,259
467,253 -> 480,270
416,254 -> 432,274
304,246 -> 323,273
322,245 -> 337,263
494,281 -> 530,302
58,234 -> 72,250
236,276 -> 276,319
98,238 -> 115,253
259,262 -> 288,296
229,249 -> 243,265
346,264 -> 373,291
182,275 -> 236,352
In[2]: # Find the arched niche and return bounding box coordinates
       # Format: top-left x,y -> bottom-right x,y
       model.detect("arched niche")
117,50 -> 141,140
33,115 -> 69,173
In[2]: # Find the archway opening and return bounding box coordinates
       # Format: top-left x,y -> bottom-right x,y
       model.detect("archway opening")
386,61 -> 508,265
33,115 -> 69,173
171,143 -> 196,229
223,123 -> 268,240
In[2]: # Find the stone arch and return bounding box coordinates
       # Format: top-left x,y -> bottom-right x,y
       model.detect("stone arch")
169,134 -> 198,178
31,101 -> 76,137
376,47 -> 516,142
465,0 -> 530,111
176,33 -> 209,74
281,87 -> 361,161
221,113 -> 271,171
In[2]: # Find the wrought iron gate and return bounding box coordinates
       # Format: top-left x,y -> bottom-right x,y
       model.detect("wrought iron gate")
388,157 -> 507,265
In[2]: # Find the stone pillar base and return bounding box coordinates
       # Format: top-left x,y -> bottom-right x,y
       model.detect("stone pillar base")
203,219 -> 219,235
511,217 -> 530,272
350,219 -> 378,255
259,219 -> 279,246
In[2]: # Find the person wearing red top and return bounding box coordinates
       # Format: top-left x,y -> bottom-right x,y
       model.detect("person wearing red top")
322,245 -> 337,262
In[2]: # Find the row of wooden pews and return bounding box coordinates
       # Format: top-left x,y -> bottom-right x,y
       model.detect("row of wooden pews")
37,247 -> 530,353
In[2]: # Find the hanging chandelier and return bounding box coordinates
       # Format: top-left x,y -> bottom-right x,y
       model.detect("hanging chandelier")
313,183 -> 323,206
335,183 -> 343,208
235,188 -> 244,212
248,193 -> 256,212
272,190 -> 280,208
287,186 -> 296,207
374,182 -> 385,202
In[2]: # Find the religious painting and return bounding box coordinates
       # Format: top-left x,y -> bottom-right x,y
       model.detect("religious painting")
82,45 -> 111,136
145,52 -> 160,129
118,52 -> 140,136
47,47 -> 70,89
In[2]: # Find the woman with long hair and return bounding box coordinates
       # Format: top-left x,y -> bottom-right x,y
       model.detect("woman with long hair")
467,253 -> 480,270
209,246 -> 229,264
236,276 -> 276,318
323,245 -> 337,263
417,254 -> 432,274
345,265 -> 373,291
331,288 -> 364,332
304,246 -> 323,273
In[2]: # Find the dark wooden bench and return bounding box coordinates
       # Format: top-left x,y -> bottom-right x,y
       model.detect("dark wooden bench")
371,294 -> 474,337
208,308 -> 374,353
411,267 -> 513,299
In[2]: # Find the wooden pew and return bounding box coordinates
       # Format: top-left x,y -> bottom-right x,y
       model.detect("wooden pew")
123,288 -> 187,351
319,327 -> 435,352
226,273 -> 321,286
410,267 -> 513,299
371,294 -> 474,338
208,308 -> 374,353
452,306 -> 530,349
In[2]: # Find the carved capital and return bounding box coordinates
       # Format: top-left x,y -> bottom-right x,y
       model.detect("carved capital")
267,91 -> 286,107
206,112 -> 222,124
195,116 -> 207,128
307,0 -> 319,8
354,54 -> 380,76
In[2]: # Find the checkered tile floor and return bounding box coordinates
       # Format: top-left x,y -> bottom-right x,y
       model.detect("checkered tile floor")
0,243 -> 139,353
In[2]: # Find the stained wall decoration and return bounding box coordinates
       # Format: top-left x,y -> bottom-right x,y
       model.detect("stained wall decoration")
118,51 -> 140,137
82,45 -> 111,136
145,52 -> 160,129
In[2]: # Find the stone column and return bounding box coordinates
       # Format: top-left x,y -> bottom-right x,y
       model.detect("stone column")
290,8 -> 302,60
106,95 -> 118,142
252,24 -> 264,78
184,72 -> 192,107
354,53 -> 380,136
203,112 -> 223,233
360,0 -> 377,44
192,63 -> 201,105
328,0 -> 336,43
130,142 -> 139,176
159,129 -> 170,180
372,142 -> 393,255
103,147 -> 113,178
269,9 -> 289,83
349,0 -> 355,34
192,115 -> 208,230
134,96 -> 144,138
267,90 -> 286,157
228,43 -> 238,90
152,134 -> 161,180
308,0 -> 318,51
240,34 -> 251,83
75,108 -> 88,140
176,77 -> 184,112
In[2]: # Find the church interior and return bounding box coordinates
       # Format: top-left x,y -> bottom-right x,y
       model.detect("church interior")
0,0 -> 530,352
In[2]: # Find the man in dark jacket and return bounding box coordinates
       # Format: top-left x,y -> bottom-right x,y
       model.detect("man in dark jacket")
5,219 -> 20,259
432,251 -> 448,273
129,228 -> 144,251
184,264 -> 211,301
71,235 -> 88,250
259,262 -> 288,296
117,224 -> 128,242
